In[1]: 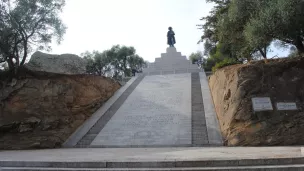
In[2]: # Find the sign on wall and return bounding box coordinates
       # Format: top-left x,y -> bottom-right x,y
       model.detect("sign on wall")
276,102 -> 297,111
252,97 -> 273,112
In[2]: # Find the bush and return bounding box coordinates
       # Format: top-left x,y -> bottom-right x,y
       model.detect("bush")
203,58 -> 216,71
212,58 -> 240,73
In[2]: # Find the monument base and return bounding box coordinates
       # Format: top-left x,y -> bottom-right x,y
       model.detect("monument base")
143,47 -> 201,75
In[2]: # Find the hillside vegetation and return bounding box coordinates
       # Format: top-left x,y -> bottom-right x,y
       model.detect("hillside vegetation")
198,0 -> 304,71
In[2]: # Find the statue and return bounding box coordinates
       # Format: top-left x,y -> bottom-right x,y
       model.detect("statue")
167,27 -> 176,47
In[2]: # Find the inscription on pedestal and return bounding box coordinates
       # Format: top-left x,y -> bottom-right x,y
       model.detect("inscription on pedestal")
276,102 -> 297,111
252,97 -> 273,112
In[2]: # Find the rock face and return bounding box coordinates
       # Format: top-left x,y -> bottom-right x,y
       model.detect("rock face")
26,51 -> 87,75
0,70 -> 120,150
209,57 -> 304,146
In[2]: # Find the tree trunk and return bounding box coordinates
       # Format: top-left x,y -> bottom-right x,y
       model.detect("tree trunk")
246,56 -> 252,62
258,48 -> 267,59
295,37 -> 304,54
20,40 -> 28,65
6,55 -> 15,79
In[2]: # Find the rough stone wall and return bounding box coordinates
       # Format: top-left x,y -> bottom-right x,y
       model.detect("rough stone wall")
0,71 -> 120,150
209,57 -> 304,146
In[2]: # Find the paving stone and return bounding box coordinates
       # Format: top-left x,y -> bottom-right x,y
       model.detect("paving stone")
73,71 -> 213,148
191,73 -> 209,146
91,74 -> 192,147
199,72 -> 223,146
75,75 -> 145,146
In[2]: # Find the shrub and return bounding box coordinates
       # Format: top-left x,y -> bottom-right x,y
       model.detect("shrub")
212,58 -> 240,73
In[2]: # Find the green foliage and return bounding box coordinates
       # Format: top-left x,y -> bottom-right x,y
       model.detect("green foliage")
244,0 -> 304,53
204,57 -> 216,71
212,58 -> 239,73
202,42 -> 238,71
189,51 -> 203,64
82,51 -> 111,76
82,45 -> 146,79
198,0 -> 304,71
0,0 -> 66,76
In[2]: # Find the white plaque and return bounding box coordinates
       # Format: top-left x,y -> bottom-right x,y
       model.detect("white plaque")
252,97 -> 273,111
276,102 -> 297,111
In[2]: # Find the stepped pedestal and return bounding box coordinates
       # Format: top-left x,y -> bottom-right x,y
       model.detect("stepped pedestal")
143,47 -> 201,75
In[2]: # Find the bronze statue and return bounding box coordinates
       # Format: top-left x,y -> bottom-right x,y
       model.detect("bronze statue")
167,27 -> 176,47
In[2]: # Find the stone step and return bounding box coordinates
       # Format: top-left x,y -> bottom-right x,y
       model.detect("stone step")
1,157 -> 304,168
1,147 -> 303,170
3,164 -> 304,171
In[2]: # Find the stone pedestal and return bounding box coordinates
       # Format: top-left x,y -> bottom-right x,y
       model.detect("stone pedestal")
143,47 -> 200,75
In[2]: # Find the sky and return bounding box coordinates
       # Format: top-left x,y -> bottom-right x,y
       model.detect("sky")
49,0 -> 213,62
49,0 -> 290,62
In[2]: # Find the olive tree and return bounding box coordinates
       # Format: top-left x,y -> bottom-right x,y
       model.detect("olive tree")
0,0 -> 66,76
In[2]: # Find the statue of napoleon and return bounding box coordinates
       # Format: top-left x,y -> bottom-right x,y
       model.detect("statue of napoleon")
167,27 -> 176,47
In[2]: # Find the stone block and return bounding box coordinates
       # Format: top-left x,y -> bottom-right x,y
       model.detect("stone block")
162,71 -> 174,75
143,48 -> 199,75
175,69 -> 188,74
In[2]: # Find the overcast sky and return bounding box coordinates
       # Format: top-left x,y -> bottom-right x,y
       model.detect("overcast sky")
49,0 -> 290,62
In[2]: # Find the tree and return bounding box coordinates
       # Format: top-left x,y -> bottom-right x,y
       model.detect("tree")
197,0 -> 243,71
245,0 -> 304,54
0,0 -> 66,77
82,51 -> 111,76
106,45 -> 145,77
189,51 -> 204,64
198,0 -> 304,71
128,55 -> 145,72
227,0 -> 271,60
197,0 -> 231,56
83,45 -> 146,78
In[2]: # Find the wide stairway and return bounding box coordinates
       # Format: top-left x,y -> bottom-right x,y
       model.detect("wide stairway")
1,147 -> 304,170
1,48 -> 304,170
62,47 -> 222,148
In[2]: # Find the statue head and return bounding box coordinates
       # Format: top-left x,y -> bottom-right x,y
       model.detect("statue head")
168,27 -> 172,31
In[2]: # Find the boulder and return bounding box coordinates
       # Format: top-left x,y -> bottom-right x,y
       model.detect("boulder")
26,51 -> 86,75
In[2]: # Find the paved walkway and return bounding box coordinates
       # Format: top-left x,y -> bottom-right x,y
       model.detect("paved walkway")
92,74 -> 192,147
65,72 -> 222,148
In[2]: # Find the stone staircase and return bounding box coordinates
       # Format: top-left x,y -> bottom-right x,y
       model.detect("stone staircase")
143,47 -> 201,75
2,48 -> 304,170
1,147 -> 304,170
2,157 -> 304,170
